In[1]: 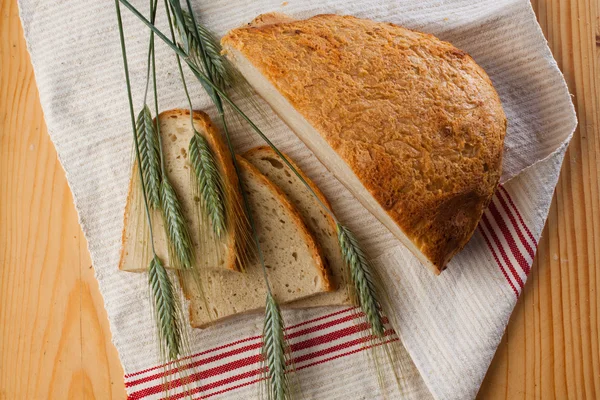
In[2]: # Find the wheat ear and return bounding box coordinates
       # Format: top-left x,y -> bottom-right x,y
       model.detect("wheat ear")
337,224 -> 385,336
149,255 -> 181,360
136,105 -> 161,208
189,131 -> 227,238
181,10 -> 228,89
160,178 -> 194,270
338,223 -> 411,396
261,292 -> 292,400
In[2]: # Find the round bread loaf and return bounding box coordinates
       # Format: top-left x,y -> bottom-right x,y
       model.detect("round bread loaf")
223,14 -> 506,273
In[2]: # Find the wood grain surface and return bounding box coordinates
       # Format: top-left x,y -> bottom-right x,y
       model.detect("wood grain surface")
478,0 -> 600,398
0,1 -> 124,399
0,0 -> 598,399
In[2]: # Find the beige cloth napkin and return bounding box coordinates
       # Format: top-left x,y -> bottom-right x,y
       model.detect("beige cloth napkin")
17,0 -> 576,398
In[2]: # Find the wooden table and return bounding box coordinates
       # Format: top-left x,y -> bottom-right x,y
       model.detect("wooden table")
1,0 -> 598,398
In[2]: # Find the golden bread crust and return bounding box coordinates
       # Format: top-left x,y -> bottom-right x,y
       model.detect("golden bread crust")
223,14 -> 506,271
118,162 -> 140,271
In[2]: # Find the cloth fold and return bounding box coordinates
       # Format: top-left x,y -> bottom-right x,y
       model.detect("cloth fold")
17,0 -> 576,398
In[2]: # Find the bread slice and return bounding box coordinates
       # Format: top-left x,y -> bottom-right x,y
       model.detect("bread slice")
244,146 -> 352,308
188,156 -> 333,328
119,109 -> 242,272
222,14 -> 506,274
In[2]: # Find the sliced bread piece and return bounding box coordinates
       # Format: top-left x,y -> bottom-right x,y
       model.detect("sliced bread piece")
188,156 -> 334,328
119,109 -> 243,272
222,14 -> 506,274
244,146 -> 352,308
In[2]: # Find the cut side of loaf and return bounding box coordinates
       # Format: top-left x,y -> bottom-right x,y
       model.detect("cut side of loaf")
119,109 -> 242,272
188,156 -> 333,328
244,146 -> 352,308
222,13 -> 507,274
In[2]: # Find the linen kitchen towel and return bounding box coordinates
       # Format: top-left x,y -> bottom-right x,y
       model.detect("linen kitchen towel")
17,0 -> 576,398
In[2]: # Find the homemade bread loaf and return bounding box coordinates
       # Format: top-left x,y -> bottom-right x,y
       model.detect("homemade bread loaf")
244,146 -> 352,307
188,156 -> 334,328
222,14 -> 507,274
119,109 -> 242,272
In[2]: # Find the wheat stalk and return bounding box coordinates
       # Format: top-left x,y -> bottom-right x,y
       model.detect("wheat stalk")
149,255 -> 182,360
189,131 -> 227,238
136,105 -> 161,208
261,292 -> 291,400
115,0 -> 186,369
171,5 -> 298,397
173,7 -> 297,397
160,178 -> 194,270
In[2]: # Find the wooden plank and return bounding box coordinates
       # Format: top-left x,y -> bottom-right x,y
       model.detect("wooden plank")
0,0 -> 598,398
478,0 -> 600,398
0,0 -> 125,398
